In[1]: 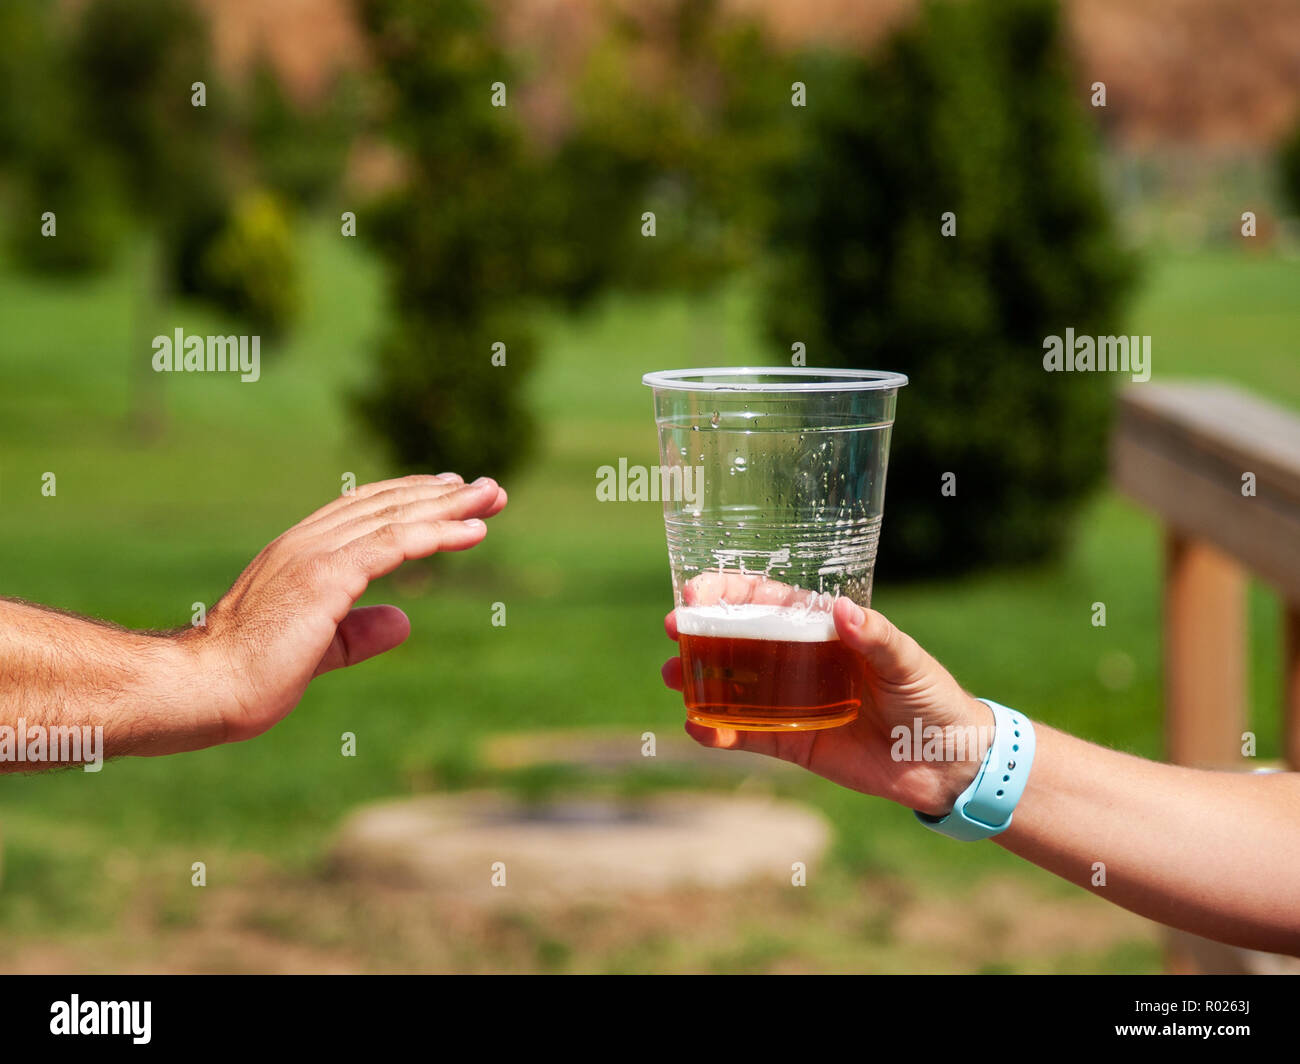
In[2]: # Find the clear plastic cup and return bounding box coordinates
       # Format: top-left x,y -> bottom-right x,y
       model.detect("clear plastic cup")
643,367 -> 907,731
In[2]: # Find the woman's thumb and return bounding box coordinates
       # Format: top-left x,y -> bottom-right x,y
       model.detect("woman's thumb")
833,598 -> 925,681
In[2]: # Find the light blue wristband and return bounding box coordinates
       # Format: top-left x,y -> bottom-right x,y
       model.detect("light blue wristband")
915,699 -> 1036,842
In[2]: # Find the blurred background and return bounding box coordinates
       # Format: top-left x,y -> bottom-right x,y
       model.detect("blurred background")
0,0 -> 1296,973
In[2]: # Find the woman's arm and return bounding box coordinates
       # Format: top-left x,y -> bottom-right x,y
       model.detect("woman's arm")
999,724 -> 1300,954
664,590 -> 1300,955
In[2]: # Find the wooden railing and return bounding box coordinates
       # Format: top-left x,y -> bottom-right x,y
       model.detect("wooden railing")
1111,380 -> 1300,973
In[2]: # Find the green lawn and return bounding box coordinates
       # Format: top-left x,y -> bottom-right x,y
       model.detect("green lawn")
0,227 -> 1295,971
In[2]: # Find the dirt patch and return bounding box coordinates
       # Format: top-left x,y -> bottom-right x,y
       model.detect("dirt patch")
0,858 -> 1158,974
329,791 -> 829,902
893,875 -> 1158,969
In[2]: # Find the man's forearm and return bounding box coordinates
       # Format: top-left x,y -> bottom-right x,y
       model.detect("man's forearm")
998,723 -> 1300,954
0,599 -> 215,770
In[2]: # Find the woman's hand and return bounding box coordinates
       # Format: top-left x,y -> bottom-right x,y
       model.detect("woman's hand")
662,574 -> 991,817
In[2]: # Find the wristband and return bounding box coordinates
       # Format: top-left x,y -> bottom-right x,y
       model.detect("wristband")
914,699 -> 1036,842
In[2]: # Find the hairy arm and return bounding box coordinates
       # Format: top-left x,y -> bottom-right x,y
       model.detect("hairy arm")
0,599 -> 203,765
0,472 -> 506,770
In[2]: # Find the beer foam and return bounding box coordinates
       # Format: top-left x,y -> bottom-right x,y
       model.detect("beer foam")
676,604 -> 839,642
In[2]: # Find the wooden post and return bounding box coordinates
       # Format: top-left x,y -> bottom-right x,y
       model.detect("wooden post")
1285,603 -> 1300,770
1162,532 -> 1246,974
1113,382 -> 1300,974
1164,534 -> 1246,768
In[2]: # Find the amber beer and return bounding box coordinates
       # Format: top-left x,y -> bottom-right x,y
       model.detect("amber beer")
677,605 -> 864,730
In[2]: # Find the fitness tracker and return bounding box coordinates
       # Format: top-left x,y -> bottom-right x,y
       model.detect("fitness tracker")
915,699 -> 1036,842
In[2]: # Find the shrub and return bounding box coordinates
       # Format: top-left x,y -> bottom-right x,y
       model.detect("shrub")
766,0 -> 1135,578
199,190 -> 301,337
7,143 -> 125,274
245,56 -> 361,209
0,0 -> 125,273
354,0 -> 788,476
70,0 -> 221,220
1278,118 -> 1300,218
355,314 -> 538,479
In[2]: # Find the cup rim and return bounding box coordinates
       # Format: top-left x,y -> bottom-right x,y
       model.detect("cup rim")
642,367 -> 908,393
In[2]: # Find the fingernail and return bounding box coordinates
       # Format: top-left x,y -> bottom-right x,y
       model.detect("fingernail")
847,602 -> 866,627
464,518 -> 485,530
472,476 -> 493,487
435,472 -> 458,480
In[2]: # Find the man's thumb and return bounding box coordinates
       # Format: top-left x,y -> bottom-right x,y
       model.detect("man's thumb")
314,605 -> 411,677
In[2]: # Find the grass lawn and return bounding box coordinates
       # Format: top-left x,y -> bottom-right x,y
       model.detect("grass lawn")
0,226 -> 1294,972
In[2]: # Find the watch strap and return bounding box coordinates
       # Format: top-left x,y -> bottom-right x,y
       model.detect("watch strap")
915,699 -> 1036,841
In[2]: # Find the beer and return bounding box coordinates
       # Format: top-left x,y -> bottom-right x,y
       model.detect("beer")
677,605 -> 863,731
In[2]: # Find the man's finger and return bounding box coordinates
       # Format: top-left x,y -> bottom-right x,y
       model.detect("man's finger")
320,481 -> 503,546
298,476 -> 497,538
661,656 -> 683,690
340,517 -> 490,582
298,474 -> 457,525
313,604 -> 411,677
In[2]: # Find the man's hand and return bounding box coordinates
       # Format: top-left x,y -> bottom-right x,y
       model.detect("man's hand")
187,472 -> 507,746
661,573 -> 991,817
0,472 -> 506,767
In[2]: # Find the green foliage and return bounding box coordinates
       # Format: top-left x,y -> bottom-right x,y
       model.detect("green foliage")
245,56 -> 362,208
7,145 -> 125,274
354,0 -> 544,476
199,190 -> 301,337
1277,118 -> 1300,218
2,0 -> 233,285
766,0 -> 1135,578
168,173 -> 233,299
548,9 -> 796,297
0,0 -> 126,273
0,0 -> 67,160
56,1 -> 303,336
354,282 -> 537,475
70,0 -> 222,218
355,0 -> 789,476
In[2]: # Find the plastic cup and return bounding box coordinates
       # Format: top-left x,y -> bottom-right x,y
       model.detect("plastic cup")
643,367 -> 907,731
